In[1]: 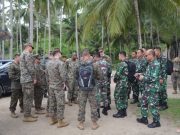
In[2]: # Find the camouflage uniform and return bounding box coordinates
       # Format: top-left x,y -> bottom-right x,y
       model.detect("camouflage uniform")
34,63 -> 45,110
128,58 -> 139,100
8,62 -> 23,112
46,59 -> 67,120
101,54 -> 112,105
140,59 -> 160,122
157,55 -> 168,107
136,57 -> 148,94
66,58 -> 79,101
95,58 -> 111,109
77,60 -> 100,122
20,51 -> 36,117
171,57 -> 180,91
114,61 -> 128,110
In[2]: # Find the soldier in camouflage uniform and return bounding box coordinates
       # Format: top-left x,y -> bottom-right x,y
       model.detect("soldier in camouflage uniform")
20,43 -> 38,122
137,49 -> 161,128
66,53 -> 79,106
33,55 -> 46,114
136,49 -> 148,107
171,57 -> 180,94
77,49 -> 100,130
128,51 -> 139,104
99,48 -> 112,110
46,50 -> 69,128
8,54 -> 23,118
154,47 -> 168,110
94,53 -> 111,117
113,51 -> 128,118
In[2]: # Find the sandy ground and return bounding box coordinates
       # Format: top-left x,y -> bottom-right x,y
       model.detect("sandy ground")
0,76 -> 179,135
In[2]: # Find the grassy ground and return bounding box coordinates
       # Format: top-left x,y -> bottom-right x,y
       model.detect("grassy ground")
160,98 -> 180,126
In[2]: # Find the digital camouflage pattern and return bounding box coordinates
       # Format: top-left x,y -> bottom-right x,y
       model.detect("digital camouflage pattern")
128,58 -> 139,100
114,61 -> 128,110
34,63 -> 45,110
157,55 -> 168,106
8,62 -> 23,112
66,58 -> 79,101
171,57 -> 180,91
140,59 -> 160,122
136,57 -> 148,94
77,60 -> 101,122
47,59 -> 67,120
20,51 -> 36,84
20,50 -> 35,117
96,58 -> 111,109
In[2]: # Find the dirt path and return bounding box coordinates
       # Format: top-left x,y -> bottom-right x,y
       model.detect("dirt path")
0,76 -> 179,135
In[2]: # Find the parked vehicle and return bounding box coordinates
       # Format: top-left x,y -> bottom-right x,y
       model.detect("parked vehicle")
0,61 -> 12,97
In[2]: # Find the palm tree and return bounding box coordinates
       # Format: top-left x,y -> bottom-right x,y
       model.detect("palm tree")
2,0 -> 5,59
47,0 -> 51,52
10,0 -> 13,59
29,0 -> 34,44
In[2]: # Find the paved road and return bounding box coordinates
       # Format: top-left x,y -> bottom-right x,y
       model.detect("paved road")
0,76 -> 179,135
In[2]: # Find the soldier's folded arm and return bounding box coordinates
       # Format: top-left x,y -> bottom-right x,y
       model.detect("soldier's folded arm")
26,54 -> 36,81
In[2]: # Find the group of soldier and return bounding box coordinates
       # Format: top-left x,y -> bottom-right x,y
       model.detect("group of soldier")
7,42 -> 180,130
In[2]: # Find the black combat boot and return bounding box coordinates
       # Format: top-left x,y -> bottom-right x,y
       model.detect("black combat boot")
123,108 -> 127,117
148,119 -> 161,128
97,109 -> 100,118
113,110 -> 123,118
160,102 -> 168,111
102,107 -> 108,116
107,104 -> 111,110
136,117 -> 148,125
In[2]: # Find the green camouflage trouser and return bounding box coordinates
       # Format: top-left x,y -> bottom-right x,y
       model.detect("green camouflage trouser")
34,85 -> 43,110
9,88 -> 23,112
114,82 -> 128,110
49,87 -> 65,120
78,88 -> 98,122
21,82 -> 34,117
96,81 -> 109,109
141,90 -> 160,122
159,79 -> 167,106
67,79 -> 79,101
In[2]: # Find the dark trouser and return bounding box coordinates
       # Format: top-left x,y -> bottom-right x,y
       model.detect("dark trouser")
9,88 -> 23,112
34,85 -> 43,110
22,82 -> 34,117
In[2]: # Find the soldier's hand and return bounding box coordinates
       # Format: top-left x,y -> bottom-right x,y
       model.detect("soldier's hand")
159,79 -> 163,84
139,75 -> 144,81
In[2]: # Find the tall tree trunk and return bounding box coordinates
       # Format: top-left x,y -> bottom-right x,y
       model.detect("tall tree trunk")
133,0 -> 142,49
43,26 -> 46,57
157,27 -> 160,45
2,0 -> 5,59
47,0 -> 51,52
36,21 -> 39,54
143,32 -> 147,47
18,0 -> 22,53
75,0 -> 79,59
150,17 -> 153,47
10,0 -> 13,59
59,7 -> 63,51
29,0 -> 34,44
16,22 -> 19,53
101,25 -> 104,48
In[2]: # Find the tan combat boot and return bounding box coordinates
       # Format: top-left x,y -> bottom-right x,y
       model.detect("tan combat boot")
23,116 -> 37,122
49,117 -> 58,125
77,122 -> 84,130
11,112 -> 18,118
30,114 -> 38,118
91,121 -> 99,130
57,120 -> 69,128
35,109 -> 46,114
68,101 -> 72,106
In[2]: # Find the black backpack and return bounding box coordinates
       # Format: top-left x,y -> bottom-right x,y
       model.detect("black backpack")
166,59 -> 173,75
125,61 -> 136,82
78,62 -> 95,91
